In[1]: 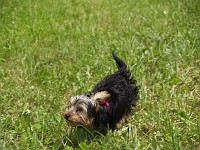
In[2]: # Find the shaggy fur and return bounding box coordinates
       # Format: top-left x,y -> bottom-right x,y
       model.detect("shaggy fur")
64,52 -> 139,130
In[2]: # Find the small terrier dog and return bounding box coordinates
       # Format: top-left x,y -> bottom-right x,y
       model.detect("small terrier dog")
64,52 -> 139,130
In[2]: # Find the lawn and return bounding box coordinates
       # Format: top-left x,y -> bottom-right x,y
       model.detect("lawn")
0,0 -> 199,149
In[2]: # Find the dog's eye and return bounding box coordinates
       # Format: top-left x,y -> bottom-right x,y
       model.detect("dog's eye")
67,102 -> 72,108
86,93 -> 91,97
76,107 -> 83,112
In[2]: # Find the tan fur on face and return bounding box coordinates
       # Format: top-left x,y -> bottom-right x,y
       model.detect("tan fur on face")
65,91 -> 110,127
65,96 -> 94,127
66,103 -> 87,125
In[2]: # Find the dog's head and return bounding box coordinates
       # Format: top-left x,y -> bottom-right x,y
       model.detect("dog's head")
64,91 -> 110,127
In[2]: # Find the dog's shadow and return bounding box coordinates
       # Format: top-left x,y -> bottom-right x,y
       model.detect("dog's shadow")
58,126 -> 107,149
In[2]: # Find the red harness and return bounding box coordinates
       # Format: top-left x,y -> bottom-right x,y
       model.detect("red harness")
100,99 -> 110,106
100,99 -> 112,114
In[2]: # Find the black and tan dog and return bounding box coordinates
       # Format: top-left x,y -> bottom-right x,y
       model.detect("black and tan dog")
64,52 -> 139,130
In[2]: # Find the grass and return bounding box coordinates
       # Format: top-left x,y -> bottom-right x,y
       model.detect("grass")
0,0 -> 199,149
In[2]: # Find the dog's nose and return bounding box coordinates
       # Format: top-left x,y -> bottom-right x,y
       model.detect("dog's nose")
65,113 -> 70,120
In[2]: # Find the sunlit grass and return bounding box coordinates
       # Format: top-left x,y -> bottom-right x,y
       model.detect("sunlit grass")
0,0 -> 199,149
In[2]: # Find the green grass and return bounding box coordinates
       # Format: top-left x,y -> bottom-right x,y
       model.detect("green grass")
0,0 -> 199,149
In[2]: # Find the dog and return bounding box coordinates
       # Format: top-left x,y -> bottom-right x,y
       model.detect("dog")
64,52 -> 139,130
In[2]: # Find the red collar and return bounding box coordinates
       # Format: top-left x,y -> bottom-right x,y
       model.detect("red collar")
100,99 -> 110,107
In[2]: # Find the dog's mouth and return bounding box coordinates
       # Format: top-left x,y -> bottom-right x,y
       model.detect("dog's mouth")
64,113 -> 84,124
65,119 -> 78,126
64,113 -> 93,128
65,119 -> 89,128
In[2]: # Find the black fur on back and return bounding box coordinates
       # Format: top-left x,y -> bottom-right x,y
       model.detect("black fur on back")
91,52 -> 139,130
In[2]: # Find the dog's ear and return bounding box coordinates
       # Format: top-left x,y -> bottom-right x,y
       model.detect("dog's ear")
93,91 -> 110,103
89,91 -> 110,112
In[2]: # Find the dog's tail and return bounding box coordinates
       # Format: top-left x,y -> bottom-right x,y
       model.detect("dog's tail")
112,51 -> 139,105
112,51 -> 127,69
